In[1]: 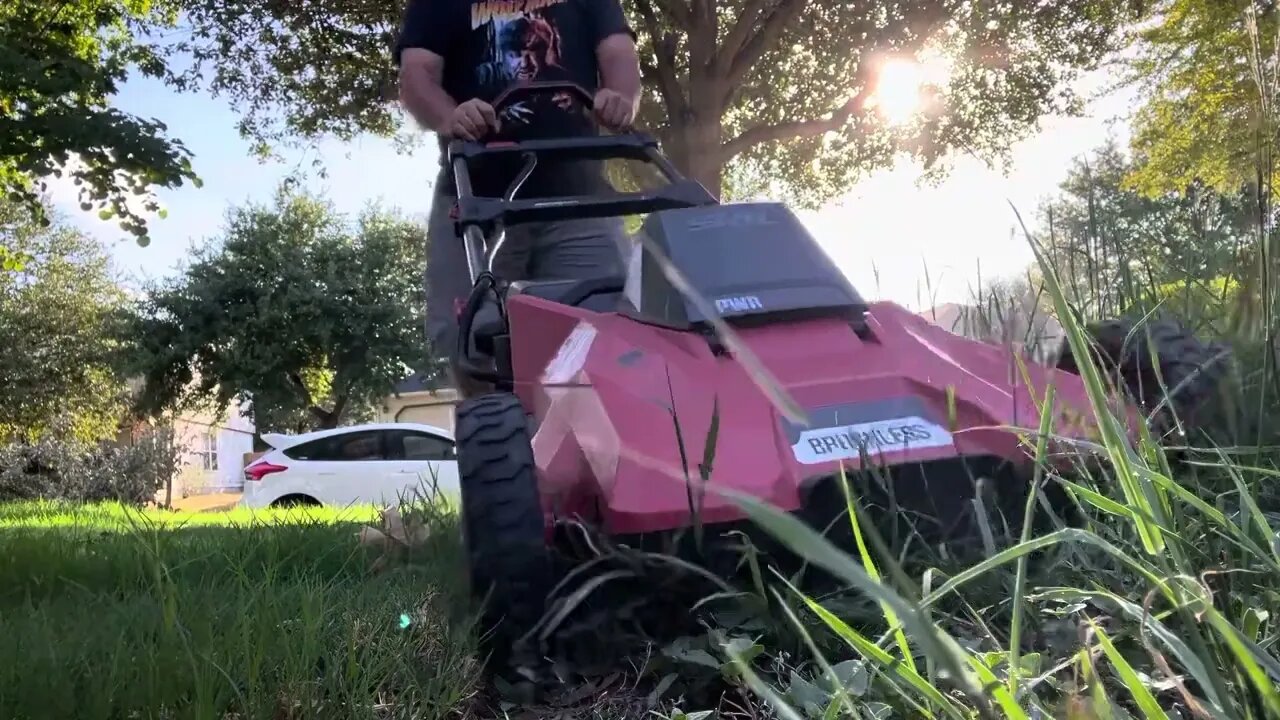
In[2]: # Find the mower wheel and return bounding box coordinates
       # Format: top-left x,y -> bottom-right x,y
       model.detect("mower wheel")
454,392 -> 551,668
1054,316 -> 1232,438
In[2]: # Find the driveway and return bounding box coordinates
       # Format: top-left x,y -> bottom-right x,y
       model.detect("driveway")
171,493 -> 242,512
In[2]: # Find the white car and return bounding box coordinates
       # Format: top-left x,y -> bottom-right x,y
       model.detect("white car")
239,422 -> 459,508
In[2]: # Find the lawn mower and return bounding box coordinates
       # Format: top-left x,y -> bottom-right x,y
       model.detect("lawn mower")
445,81 -> 1230,667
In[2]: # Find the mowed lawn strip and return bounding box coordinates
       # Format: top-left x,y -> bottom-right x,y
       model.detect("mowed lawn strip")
0,501 -> 478,720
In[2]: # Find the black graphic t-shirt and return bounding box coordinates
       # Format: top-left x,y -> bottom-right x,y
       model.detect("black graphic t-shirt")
395,0 -> 633,198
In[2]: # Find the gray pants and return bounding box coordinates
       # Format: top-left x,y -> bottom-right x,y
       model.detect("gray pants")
424,189 -> 629,365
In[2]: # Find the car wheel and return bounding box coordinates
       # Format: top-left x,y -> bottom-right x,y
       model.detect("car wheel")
270,494 -> 320,508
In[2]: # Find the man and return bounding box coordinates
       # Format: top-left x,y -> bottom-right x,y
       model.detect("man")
394,0 -> 642,394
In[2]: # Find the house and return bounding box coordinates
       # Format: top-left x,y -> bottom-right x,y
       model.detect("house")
378,373 -> 460,431
166,396 -> 257,496
119,379 -> 257,500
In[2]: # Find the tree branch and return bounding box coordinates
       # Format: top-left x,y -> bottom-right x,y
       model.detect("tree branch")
633,0 -> 687,120
717,0 -> 774,75
649,0 -> 690,28
288,371 -> 312,407
721,89 -> 868,161
723,0 -> 808,92
308,404 -> 336,428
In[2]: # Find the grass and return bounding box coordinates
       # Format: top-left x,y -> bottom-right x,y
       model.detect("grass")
0,500 -> 478,720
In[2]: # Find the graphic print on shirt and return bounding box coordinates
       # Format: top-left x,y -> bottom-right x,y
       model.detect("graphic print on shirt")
471,0 -> 576,129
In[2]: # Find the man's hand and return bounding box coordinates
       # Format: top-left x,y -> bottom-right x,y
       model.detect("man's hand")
593,88 -> 635,131
448,99 -> 500,140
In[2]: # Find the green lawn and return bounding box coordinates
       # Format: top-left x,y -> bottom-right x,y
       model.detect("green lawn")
0,501 -> 478,720
2,448 -> 1278,720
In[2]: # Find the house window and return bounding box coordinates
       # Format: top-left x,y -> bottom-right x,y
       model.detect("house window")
195,430 -> 218,471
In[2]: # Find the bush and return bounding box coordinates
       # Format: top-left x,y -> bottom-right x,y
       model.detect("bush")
0,417 -> 182,505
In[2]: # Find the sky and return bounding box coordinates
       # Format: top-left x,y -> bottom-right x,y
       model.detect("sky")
44,64 -> 1137,310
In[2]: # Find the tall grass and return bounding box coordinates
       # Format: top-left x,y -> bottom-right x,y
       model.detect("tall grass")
687,224 -> 1278,717
672,172 -> 1280,718
0,500 -> 476,720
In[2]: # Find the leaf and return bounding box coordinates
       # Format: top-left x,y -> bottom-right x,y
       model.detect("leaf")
827,659 -> 869,697
1089,620 -> 1170,720
719,635 -> 764,668
647,673 -> 678,706
785,671 -> 831,717
862,702 -> 893,719
663,636 -> 722,670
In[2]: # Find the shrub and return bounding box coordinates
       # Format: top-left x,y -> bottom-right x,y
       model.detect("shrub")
0,416 -> 182,505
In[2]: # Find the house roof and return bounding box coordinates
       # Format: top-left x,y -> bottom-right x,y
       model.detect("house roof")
393,371 -> 454,396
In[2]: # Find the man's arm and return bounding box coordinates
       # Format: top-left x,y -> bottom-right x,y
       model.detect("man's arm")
394,0 -> 496,140
590,0 -> 642,129
596,33 -> 641,109
399,48 -> 458,135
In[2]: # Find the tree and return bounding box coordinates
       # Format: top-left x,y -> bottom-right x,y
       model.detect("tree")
127,186 -> 427,432
0,200 -> 130,443
1,0 -> 198,243
1124,0 -> 1279,199
1034,140 -> 1253,324
171,0 -> 1140,204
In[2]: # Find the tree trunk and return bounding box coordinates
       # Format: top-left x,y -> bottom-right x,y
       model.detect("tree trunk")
310,403 -> 341,429
667,103 -> 725,197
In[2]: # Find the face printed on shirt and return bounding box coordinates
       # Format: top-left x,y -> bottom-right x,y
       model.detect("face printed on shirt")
473,0 -> 568,89
500,15 -> 561,80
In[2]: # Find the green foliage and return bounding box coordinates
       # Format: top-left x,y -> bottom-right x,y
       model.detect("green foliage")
689,0 -> 1142,204
170,0 -> 1139,204
0,421 -> 181,505
1125,0 -> 1279,197
0,200 -> 130,443
126,186 -> 427,432
0,0 -> 197,243
1036,139 -> 1255,325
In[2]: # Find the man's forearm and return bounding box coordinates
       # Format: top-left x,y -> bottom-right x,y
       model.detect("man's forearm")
598,36 -> 642,106
400,74 -> 458,136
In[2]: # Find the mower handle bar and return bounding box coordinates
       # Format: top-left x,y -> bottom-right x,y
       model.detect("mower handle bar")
446,80 -> 717,283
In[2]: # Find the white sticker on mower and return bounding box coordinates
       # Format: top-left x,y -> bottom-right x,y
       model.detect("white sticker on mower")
792,416 -> 954,465
542,322 -> 597,385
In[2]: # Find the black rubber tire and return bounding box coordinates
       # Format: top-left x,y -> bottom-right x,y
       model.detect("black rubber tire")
1053,315 -> 1232,439
454,392 -> 552,670
270,494 -> 320,508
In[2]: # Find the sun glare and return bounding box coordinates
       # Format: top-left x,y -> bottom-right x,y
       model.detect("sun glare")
870,53 -> 952,126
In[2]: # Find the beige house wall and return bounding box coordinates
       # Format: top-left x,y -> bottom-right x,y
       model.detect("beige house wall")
136,398 -> 256,502
377,389 -> 461,432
